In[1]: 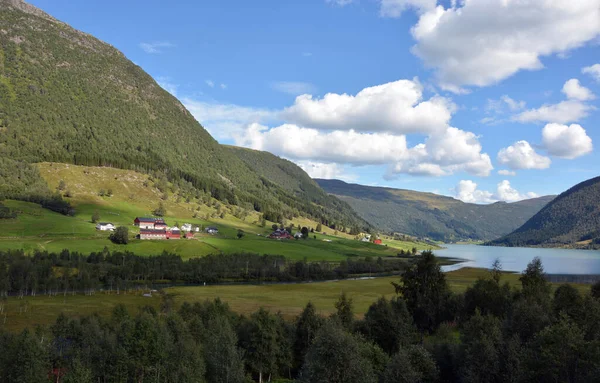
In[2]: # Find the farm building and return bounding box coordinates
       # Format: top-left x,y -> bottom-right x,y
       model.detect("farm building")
269,229 -> 293,239
185,231 -> 194,239
134,217 -> 166,229
166,228 -> 181,239
205,226 -> 219,234
96,222 -> 115,231
140,229 -> 167,240
373,239 -> 383,245
181,223 -> 192,232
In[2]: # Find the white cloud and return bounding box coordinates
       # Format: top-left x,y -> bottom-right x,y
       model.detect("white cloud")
454,180 -> 538,204
514,100 -> 592,124
453,180 -> 495,204
379,0 -> 436,18
205,80 -> 215,88
297,161 -> 357,182
583,63 -> 600,82
281,79 -> 454,134
326,0 -> 353,6
156,76 -> 178,97
271,81 -> 317,96
183,100 -> 275,140
220,83 -> 227,90
497,141 -> 551,170
498,170 -> 516,176
501,95 -> 526,111
237,124 -> 493,177
542,123 -> 593,159
139,41 -> 174,54
408,1 -> 600,91
562,78 -> 595,101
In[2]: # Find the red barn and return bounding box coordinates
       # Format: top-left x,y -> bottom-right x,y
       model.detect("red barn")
166,229 -> 181,239
373,239 -> 382,245
185,231 -> 194,239
140,229 -> 167,240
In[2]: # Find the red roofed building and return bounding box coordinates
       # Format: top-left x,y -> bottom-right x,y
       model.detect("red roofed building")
373,239 -> 383,245
140,229 -> 167,240
185,231 -> 194,239
166,229 -> 181,239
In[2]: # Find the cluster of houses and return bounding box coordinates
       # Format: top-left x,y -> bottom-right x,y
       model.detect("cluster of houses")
134,217 -> 198,240
268,228 -> 304,240
95,217 -> 219,241
359,234 -> 382,245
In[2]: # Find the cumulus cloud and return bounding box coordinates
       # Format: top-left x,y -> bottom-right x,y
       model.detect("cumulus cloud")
583,63 -> 600,82
498,170 -> 516,176
513,100 -> 592,124
183,100 -> 275,140
501,95 -> 526,111
139,41 -> 174,54
237,124 -> 493,177
407,1 -> 600,91
542,123 -> 593,159
271,81 -> 317,96
205,80 -> 215,88
454,180 -> 538,204
296,161 -> 357,182
562,79 -> 595,101
281,79 -> 454,134
497,141 -> 551,170
326,0 -> 353,6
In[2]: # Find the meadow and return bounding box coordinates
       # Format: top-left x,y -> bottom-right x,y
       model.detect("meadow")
0,163 -> 436,261
0,267 -> 590,332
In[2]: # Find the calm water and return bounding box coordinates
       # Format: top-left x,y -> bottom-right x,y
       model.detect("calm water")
437,244 -> 600,275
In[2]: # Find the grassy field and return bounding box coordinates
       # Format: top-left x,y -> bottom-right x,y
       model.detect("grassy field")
0,163 -> 435,260
1,267 -> 590,332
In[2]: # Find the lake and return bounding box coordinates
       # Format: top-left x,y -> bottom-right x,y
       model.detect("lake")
437,244 -> 600,275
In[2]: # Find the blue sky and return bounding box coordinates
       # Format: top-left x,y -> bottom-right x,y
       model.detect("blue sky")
30,0 -> 600,202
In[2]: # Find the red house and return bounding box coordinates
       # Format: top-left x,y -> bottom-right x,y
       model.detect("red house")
373,239 -> 383,245
185,231 -> 194,239
166,229 -> 181,239
140,229 -> 167,240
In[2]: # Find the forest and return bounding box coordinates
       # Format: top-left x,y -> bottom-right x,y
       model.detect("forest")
0,249 -> 407,297
2,252 -> 600,382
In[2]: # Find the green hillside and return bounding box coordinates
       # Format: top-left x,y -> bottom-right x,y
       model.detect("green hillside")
487,176 -> 600,248
316,179 -> 554,242
0,0 -> 361,229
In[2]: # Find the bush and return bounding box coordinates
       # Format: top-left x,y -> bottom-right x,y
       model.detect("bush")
237,229 -> 245,239
91,211 -> 100,223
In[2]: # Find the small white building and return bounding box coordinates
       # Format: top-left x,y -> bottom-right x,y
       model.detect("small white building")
205,226 -> 218,234
96,222 -> 115,231
294,232 -> 303,239
181,223 -> 193,232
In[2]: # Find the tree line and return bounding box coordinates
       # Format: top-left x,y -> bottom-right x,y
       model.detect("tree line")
2,252 -> 600,382
0,249 -> 407,297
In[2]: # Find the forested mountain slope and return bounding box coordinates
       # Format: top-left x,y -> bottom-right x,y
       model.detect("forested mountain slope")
316,179 -> 554,241
0,0 -> 362,229
487,176 -> 600,248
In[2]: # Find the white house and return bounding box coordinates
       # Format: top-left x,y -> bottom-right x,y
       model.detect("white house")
181,223 -> 193,232
205,226 -> 218,234
96,222 -> 115,231
294,232 -> 303,239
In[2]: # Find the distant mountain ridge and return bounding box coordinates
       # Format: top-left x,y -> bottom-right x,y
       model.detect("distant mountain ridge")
316,179 -> 554,241
487,176 -> 600,248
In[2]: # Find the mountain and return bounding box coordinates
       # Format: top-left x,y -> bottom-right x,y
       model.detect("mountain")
316,179 -> 554,241
0,0 -> 362,228
487,176 -> 600,248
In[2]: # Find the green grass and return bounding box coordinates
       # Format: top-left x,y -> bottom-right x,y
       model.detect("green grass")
0,267 -> 591,332
0,163 -> 432,261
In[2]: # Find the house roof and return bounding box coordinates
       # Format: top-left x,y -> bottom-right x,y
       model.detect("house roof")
136,217 -> 159,222
206,226 -> 218,230
97,222 -> 113,226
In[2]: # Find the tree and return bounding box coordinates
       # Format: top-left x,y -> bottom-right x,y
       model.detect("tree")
107,188 -> 113,197
204,318 -> 245,383
91,211 -> 100,223
382,346 -> 438,383
553,284 -> 583,319
393,251 -> 450,333
272,224 -> 279,231
294,302 -> 324,371
592,280 -> 600,299
57,179 -> 66,191
460,311 -> 502,383
300,322 -> 377,383
110,226 -> 129,245
520,257 -> 551,303
153,202 -> 166,217
360,297 -> 415,355
237,229 -> 245,239
301,227 -> 309,239
316,223 -> 322,232
332,292 -> 354,330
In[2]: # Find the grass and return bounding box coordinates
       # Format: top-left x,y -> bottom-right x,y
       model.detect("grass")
0,267 -> 591,332
0,163 -> 434,261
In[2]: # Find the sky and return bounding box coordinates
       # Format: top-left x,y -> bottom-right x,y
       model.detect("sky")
29,0 -> 600,203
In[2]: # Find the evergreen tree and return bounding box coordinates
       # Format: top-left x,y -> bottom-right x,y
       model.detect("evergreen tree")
204,318 -> 245,383
91,211 -> 100,223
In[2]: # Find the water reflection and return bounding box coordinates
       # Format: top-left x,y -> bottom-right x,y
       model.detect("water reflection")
437,244 -> 600,275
